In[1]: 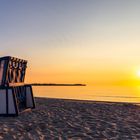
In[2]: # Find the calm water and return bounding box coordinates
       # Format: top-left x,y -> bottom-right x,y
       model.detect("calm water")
33,86 -> 140,103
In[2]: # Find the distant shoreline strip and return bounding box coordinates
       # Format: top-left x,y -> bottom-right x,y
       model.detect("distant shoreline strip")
31,83 -> 86,86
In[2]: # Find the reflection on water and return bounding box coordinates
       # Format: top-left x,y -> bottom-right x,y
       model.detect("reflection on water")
33,86 -> 140,103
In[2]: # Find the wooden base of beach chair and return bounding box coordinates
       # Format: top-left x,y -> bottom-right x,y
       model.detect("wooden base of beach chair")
0,85 -> 35,116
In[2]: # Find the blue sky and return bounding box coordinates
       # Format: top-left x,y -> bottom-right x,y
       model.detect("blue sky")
0,0 -> 140,84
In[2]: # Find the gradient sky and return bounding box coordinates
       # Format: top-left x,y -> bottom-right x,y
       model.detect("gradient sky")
0,0 -> 140,85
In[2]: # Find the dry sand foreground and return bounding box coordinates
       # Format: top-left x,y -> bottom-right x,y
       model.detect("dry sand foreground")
0,97 -> 140,140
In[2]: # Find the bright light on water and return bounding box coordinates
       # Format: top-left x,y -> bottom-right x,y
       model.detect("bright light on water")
33,86 -> 140,103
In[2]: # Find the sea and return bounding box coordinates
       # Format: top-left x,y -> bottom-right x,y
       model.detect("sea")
33,85 -> 140,103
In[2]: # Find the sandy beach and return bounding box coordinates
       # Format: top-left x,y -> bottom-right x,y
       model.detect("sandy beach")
0,97 -> 140,139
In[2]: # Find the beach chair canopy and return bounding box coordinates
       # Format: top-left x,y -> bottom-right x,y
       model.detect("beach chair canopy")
0,56 -> 27,86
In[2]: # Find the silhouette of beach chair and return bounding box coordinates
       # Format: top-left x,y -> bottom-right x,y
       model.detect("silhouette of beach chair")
0,56 -> 35,116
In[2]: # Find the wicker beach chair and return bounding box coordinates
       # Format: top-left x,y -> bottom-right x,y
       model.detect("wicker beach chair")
0,56 -> 35,116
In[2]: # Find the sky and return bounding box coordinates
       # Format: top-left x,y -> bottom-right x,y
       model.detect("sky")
0,0 -> 140,85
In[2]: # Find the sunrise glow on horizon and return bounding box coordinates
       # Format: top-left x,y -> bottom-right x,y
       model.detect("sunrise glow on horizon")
0,1 -> 140,86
